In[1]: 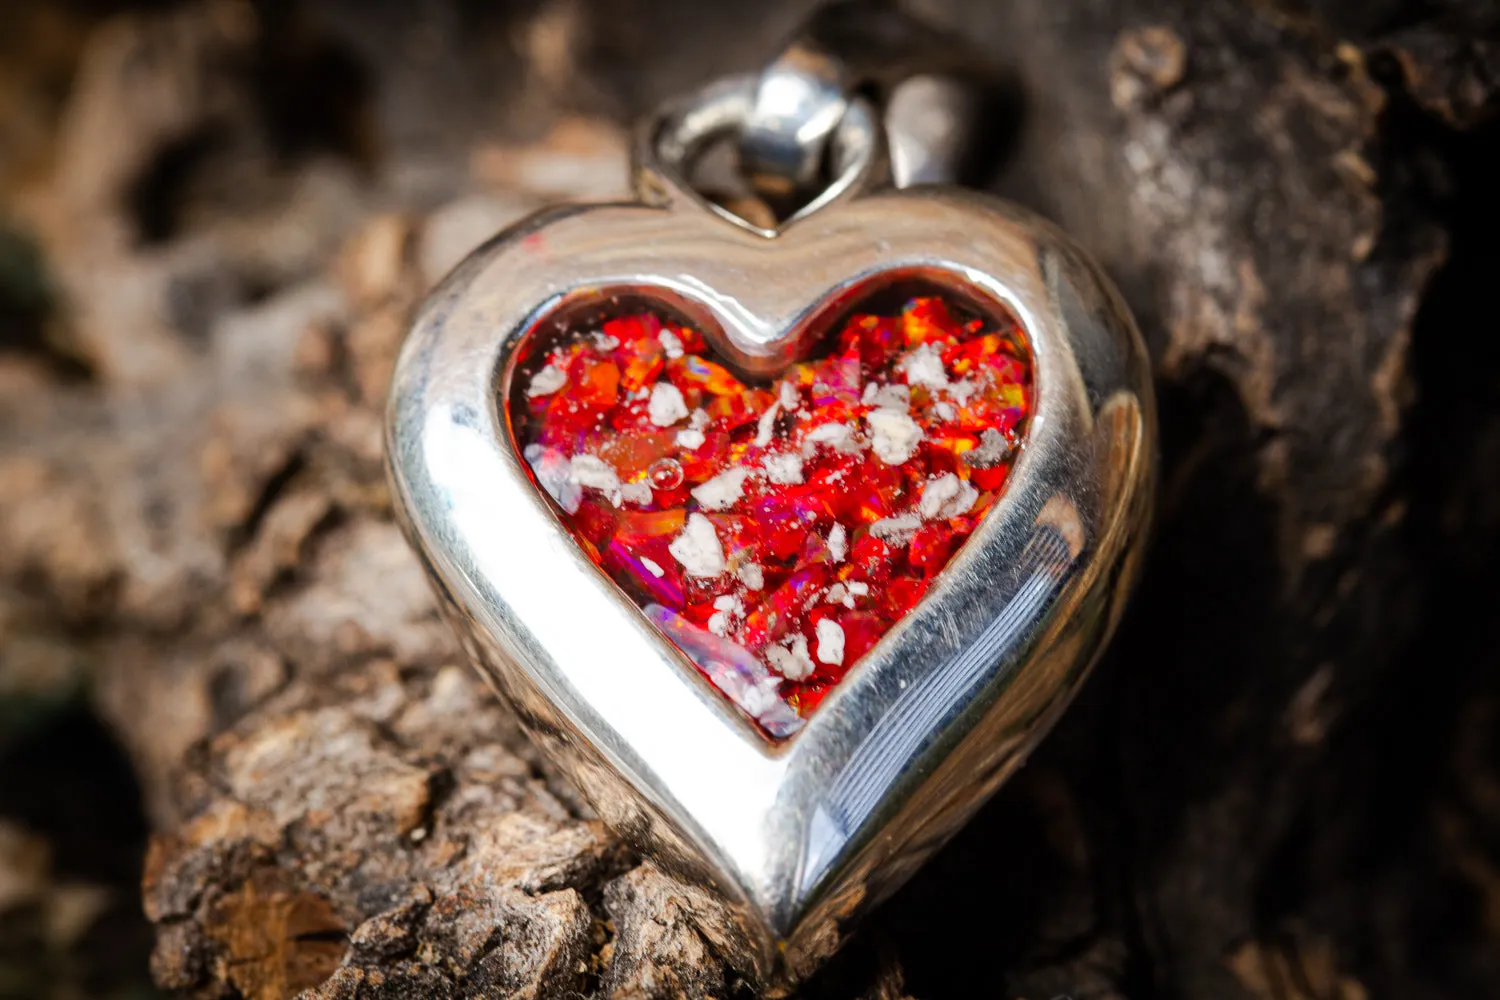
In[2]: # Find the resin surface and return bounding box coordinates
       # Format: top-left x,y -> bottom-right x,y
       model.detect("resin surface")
512,293 -> 1033,737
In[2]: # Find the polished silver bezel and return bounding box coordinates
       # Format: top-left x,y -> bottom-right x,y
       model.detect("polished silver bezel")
385,79 -> 1154,983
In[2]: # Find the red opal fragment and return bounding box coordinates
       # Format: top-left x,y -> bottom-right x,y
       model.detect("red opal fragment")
512,291 -> 1033,738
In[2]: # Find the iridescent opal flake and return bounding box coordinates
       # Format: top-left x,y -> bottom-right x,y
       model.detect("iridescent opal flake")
511,293 -> 1033,737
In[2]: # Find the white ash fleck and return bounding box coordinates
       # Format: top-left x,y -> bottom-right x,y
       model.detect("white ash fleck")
799,583 -> 824,613
708,594 -> 745,635
919,473 -> 978,520
763,452 -> 804,485
947,377 -> 980,404
802,420 -> 862,456
870,512 -> 923,541
737,563 -> 765,590
659,329 -> 684,358
754,403 -> 781,447
825,583 -> 861,609
618,480 -> 654,506
640,556 -> 665,578
816,619 -> 845,666
901,343 -> 949,388
689,408 -> 710,430
593,333 -> 620,351
567,455 -> 636,509
691,466 -> 750,511
568,454 -> 620,491
524,444 -> 581,513
834,581 -> 870,614
526,365 -> 567,397
964,427 -> 1009,468
675,428 -> 706,449
868,383 -> 911,411
669,513 -> 725,577
804,421 -> 851,447
735,676 -> 783,717
766,633 -> 816,680
827,522 -> 847,562
934,401 -> 956,421
867,408 -> 923,465
648,382 -> 689,426
779,380 -> 801,410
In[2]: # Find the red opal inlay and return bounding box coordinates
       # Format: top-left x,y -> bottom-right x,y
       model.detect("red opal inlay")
511,292 -> 1033,738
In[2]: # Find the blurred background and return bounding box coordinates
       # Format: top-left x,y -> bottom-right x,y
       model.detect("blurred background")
0,1 -> 1497,998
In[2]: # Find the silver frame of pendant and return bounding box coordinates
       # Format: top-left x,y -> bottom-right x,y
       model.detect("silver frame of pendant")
385,73 -> 1156,983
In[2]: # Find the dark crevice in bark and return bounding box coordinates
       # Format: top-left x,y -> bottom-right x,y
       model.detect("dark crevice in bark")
250,0 -> 379,168
1240,40 -> 1500,999
0,228 -> 93,382
127,126 -> 233,247
226,449 -> 308,556
1107,365 -> 1283,1000
0,698 -> 159,996
1344,67 -> 1500,998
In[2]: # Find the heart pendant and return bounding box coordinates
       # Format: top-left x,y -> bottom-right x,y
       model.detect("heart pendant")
386,58 -> 1154,985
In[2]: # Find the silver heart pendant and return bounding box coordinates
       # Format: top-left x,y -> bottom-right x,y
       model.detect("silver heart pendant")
386,28 -> 1154,987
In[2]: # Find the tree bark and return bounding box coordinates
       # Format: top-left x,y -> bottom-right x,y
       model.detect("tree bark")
1,1 -> 1497,998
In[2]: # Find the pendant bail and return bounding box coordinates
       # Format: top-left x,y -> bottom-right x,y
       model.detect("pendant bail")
633,74 -> 885,238
738,0 -> 998,209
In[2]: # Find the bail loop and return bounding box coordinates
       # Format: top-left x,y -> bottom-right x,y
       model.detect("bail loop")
633,74 -> 886,237
634,1 -> 1001,235
738,1 -> 999,210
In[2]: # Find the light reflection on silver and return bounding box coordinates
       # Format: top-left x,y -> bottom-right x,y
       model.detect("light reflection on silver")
386,73 -> 1155,986
796,523 -> 1076,898
885,75 -> 980,188
648,604 -> 807,739
738,1 -> 998,203
646,73 -> 886,243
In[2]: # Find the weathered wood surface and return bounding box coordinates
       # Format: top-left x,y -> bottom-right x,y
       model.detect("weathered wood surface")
0,0 -> 1497,997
